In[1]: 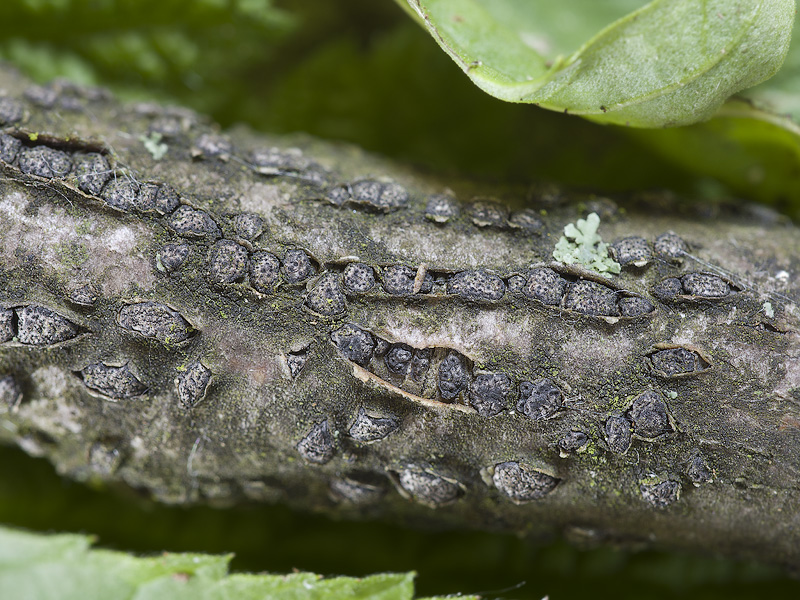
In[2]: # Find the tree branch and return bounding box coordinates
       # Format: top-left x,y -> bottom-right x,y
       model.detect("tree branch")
1,64 -> 799,570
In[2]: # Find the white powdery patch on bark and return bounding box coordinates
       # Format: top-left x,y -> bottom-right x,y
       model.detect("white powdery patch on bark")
559,328 -> 635,379
27,365 -> 82,435
382,309 -> 538,362
775,332 -> 800,400
211,320 -> 284,388
369,222 -> 535,270
239,181 -> 287,215
0,190 -> 155,296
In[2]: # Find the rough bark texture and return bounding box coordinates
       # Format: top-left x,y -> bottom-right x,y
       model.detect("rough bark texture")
1,64 -> 800,570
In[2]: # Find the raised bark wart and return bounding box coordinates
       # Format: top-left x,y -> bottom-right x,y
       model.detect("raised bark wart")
232,213 -> 264,240
640,479 -> 681,508
410,348 -> 431,381
394,467 -> 462,507
654,232 -> 687,262
506,275 -> 526,293
249,252 -> 281,293
350,180 -> 408,212
193,133 -> 233,159
653,277 -> 683,301
654,273 -> 738,302
330,324 -> 375,367
18,145 -> 72,179
605,415 -> 632,454
24,84 -> 58,108
438,351 -> 469,401
286,348 -> 308,378
446,270 -> 506,301
425,193 -> 459,223
158,243 -> 191,272
117,302 -> 193,344
517,378 -> 563,421
492,461 -> 560,503
250,146 -> 318,176
101,177 -> 138,212
0,308 -> 15,343
73,153 -> 111,196
168,205 -> 221,239
207,239 -> 249,285
175,361 -> 212,409
508,208 -> 543,232
469,199 -> 508,228
282,249 -> 315,283
305,273 -> 346,316
648,345 -> 710,378
79,363 -> 147,399
627,391 -> 673,439
324,184 -> 350,206
382,265 -> 432,296
130,182 -> 163,214
618,296 -> 654,317
296,420 -> 335,465
522,267 -> 567,306
681,273 -> 731,298
154,184 -> 181,215
558,431 -> 589,456
687,453 -> 714,485
15,305 -> 80,346
348,407 -> 399,442
330,474 -> 387,504
563,280 -> 619,317
610,236 -> 651,267
385,343 -> 414,375
469,372 -> 513,417
0,96 -> 25,125
343,262 -> 376,293
0,133 -> 22,163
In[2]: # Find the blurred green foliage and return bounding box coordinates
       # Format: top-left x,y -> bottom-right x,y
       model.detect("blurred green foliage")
0,524 -> 427,600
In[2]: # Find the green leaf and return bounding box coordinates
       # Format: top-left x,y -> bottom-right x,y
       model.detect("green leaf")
0,526 -> 467,600
400,0 -> 795,127
621,12 -> 800,216
740,9 -> 800,125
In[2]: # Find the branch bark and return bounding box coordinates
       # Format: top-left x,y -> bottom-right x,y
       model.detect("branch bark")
1,65 -> 799,570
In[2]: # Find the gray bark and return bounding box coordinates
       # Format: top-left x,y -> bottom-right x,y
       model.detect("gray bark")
1,64 -> 800,570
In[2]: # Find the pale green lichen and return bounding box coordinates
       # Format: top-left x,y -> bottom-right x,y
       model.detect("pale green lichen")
552,212 -> 620,274
140,132 -> 168,161
763,301 -> 775,318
